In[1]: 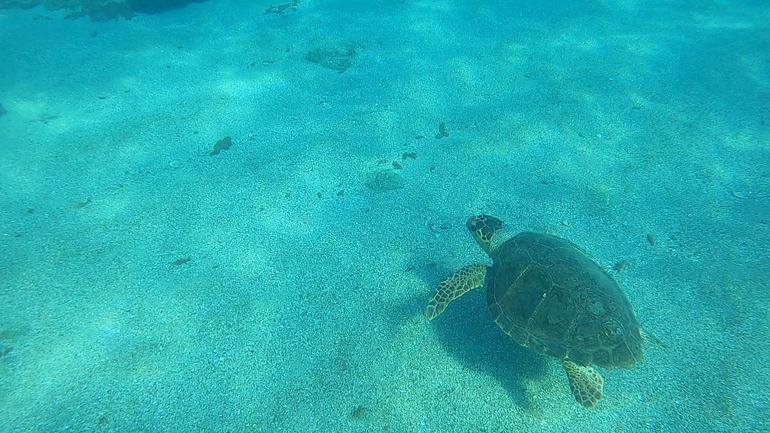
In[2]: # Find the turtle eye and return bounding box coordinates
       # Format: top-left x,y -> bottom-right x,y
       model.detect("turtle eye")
467,219 -> 480,232
467,215 -> 491,232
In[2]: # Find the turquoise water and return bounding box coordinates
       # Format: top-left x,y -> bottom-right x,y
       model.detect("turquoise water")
0,0 -> 768,431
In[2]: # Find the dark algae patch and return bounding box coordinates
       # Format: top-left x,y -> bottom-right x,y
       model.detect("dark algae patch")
210,136 -> 232,156
613,260 -> 628,272
435,122 -> 449,139
74,197 -> 92,208
66,2 -> 136,21
264,0 -> 298,14
171,256 -> 191,266
306,46 -> 356,73
367,169 -> 404,191
1,0 -> 208,20
350,405 -> 368,420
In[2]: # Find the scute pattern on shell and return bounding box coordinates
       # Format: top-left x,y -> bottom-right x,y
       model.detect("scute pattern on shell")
486,232 -> 643,369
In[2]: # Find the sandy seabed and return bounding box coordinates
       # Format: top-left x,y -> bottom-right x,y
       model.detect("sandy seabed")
0,0 -> 768,431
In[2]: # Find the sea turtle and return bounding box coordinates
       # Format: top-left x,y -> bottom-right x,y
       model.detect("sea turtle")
427,215 -> 654,408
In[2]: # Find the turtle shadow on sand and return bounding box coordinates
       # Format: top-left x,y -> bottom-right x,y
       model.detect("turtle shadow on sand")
429,290 -> 549,409
407,261 -> 548,409
388,257 -> 552,410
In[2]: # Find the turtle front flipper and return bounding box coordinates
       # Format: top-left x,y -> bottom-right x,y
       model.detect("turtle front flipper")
426,264 -> 488,320
562,360 -> 604,409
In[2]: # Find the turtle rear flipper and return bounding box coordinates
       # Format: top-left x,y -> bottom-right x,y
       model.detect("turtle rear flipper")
563,360 -> 604,409
426,265 -> 488,320
642,328 -> 667,348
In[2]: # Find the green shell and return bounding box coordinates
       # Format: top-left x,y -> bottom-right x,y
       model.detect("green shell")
485,232 -> 643,369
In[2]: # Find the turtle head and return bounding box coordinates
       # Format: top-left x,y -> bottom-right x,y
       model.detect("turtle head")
466,215 -> 511,256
